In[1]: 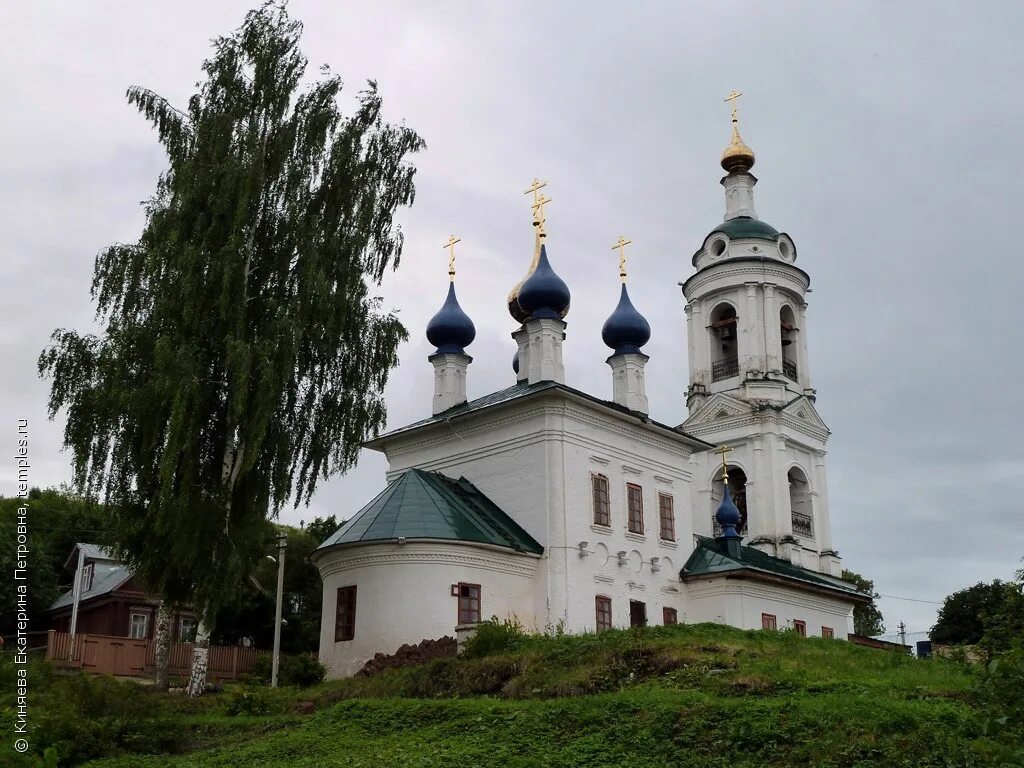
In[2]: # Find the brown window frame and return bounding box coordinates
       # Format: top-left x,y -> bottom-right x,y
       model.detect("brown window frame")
663,607 -> 678,626
626,483 -> 644,534
793,619 -> 807,638
821,626 -> 834,639
335,585 -> 357,642
595,595 -> 612,632
457,582 -> 481,625
658,493 -> 675,541
761,613 -> 777,630
591,473 -> 611,527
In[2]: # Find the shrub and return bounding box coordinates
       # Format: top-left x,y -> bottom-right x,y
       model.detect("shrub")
461,617 -> 528,658
248,653 -> 325,687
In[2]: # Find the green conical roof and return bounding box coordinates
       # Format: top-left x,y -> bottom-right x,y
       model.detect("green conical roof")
317,469 -> 543,555
710,216 -> 780,241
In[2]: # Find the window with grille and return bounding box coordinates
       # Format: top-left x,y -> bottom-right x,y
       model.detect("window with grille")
457,583 -> 481,624
658,493 -> 675,541
335,585 -> 357,641
81,562 -> 95,592
591,474 -> 611,527
595,595 -> 612,632
626,483 -> 644,534
761,613 -> 777,630
793,620 -> 807,638
663,607 -> 678,626
178,616 -> 197,642
821,626 -> 834,639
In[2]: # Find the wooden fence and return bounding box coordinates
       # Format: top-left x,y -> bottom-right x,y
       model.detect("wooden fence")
46,630 -> 265,680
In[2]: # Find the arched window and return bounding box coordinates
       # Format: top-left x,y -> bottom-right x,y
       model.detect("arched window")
780,305 -> 798,381
711,467 -> 748,535
710,303 -> 739,381
788,467 -> 813,538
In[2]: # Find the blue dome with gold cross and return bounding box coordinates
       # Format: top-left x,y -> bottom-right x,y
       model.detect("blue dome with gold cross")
517,244 -> 570,321
602,284 -> 651,356
426,282 -> 475,355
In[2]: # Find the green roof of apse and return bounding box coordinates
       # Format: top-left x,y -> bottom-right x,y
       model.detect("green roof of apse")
682,536 -> 868,599
316,469 -> 544,556
710,216 -> 780,241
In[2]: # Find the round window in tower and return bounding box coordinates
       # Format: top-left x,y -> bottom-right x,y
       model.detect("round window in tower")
778,238 -> 794,262
710,238 -> 727,259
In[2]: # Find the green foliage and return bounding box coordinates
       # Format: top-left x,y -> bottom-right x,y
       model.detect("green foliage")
460,616 -> 529,659
37,1 -> 423,622
303,515 -> 338,545
978,562 -> 1024,659
0,486 -> 110,636
250,652 -> 326,687
17,624 -> 1023,767
932,580 -> 1008,645
213,524 -> 323,653
840,567 -> 885,636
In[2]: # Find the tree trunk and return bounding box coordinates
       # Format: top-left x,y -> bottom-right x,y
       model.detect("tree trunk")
153,602 -> 172,691
185,619 -> 211,697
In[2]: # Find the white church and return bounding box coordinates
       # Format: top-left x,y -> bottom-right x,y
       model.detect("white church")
311,105 -> 868,678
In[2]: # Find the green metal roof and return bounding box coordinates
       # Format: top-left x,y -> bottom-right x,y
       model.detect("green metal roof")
710,216 -> 780,241
681,536 -> 867,599
316,469 -> 544,556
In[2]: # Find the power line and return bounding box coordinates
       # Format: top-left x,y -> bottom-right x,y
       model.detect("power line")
878,594 -> 943,605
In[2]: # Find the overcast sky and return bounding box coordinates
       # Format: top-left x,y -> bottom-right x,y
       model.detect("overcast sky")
3,1 -> 1022,636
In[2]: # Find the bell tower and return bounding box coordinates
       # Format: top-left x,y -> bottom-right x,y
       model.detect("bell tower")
682,94 -> 841,576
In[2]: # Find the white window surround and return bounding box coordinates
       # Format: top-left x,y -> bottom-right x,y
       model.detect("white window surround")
129,612 -> 149,639
590,523 -> 613,535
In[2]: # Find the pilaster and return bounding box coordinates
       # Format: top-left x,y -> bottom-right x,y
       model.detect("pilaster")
525,317 -> 566,384
607,353 -> 649,414
429,352 -> 472,415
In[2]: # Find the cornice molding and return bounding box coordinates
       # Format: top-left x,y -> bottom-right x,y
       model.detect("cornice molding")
317,544 -> 539,580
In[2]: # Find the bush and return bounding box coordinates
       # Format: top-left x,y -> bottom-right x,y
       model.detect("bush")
461,617 -> 528,658
249,653 -> 325,687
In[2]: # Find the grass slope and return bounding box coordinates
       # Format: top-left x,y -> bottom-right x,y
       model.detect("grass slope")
23,623 -> 1012,767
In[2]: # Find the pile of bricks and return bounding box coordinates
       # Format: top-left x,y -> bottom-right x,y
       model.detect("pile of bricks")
356,636 -> 458,676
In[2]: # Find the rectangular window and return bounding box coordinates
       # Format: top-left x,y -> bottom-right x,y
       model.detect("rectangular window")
81,562 -> 95,592
458,583 -> 481,625
178,616 -> 197,643
129,612 -> 149,639
658,493 -> 675,541
595,595 -> 612,632
793,620 -> 807,638
626,483 -> 644,534
761,613 -> 777,630
821,626 -> 834,639
591,474 -> 611,527
663,607 -> 678,626
335,585 -> 357,641
629,600 -> 647,628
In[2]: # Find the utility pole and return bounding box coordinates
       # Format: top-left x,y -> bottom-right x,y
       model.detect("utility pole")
68,545 -> 85,659
898,620 -> 907,649
271,532 -> 287,688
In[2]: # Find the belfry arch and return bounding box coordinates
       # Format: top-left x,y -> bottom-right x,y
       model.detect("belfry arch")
709,302 -> 739,381
788,466 -> 813,538
780,304 -> 797,381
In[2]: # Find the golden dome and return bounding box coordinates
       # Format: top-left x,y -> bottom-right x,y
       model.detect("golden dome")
721,124 -> 755,173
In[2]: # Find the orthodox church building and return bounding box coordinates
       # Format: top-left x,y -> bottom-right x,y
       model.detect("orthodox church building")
312,104 -> 867,678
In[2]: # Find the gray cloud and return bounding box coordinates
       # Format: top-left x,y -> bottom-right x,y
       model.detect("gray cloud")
3,0 -> 1022,635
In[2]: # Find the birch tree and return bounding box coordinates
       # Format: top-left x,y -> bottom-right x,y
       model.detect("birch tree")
39,2 -> 423,695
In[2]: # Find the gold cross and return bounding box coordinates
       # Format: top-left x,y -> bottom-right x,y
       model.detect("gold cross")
524,178 -> 548,201
443,234 -> 461,279
532,193 -> 552,235
612,236 -> 632,283
724,90 -> 743,124
713,444 -> 733,484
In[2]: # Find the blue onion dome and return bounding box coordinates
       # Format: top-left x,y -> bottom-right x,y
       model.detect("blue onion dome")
601,284 -> 651,355
715,484 -> 742,538
426,282 -> 475,355
516,244 -> 570,321
512,349 -> 520,375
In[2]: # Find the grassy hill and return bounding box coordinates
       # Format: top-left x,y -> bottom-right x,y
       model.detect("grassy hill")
8,623 -> 1020,767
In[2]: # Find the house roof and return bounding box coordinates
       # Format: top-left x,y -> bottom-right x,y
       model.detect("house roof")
315,469 -> 544,556
50,562 -> 133,611
681,536 -> 869,601
365,380 -> 711,451
62,542 -> 117,571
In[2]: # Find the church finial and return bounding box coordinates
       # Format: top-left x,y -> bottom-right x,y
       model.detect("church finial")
721,90 -> 756,173
443,234 -> 461,281
612,236 -> 631,283
712,444 -> 742,552
714,444 -> 733,485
